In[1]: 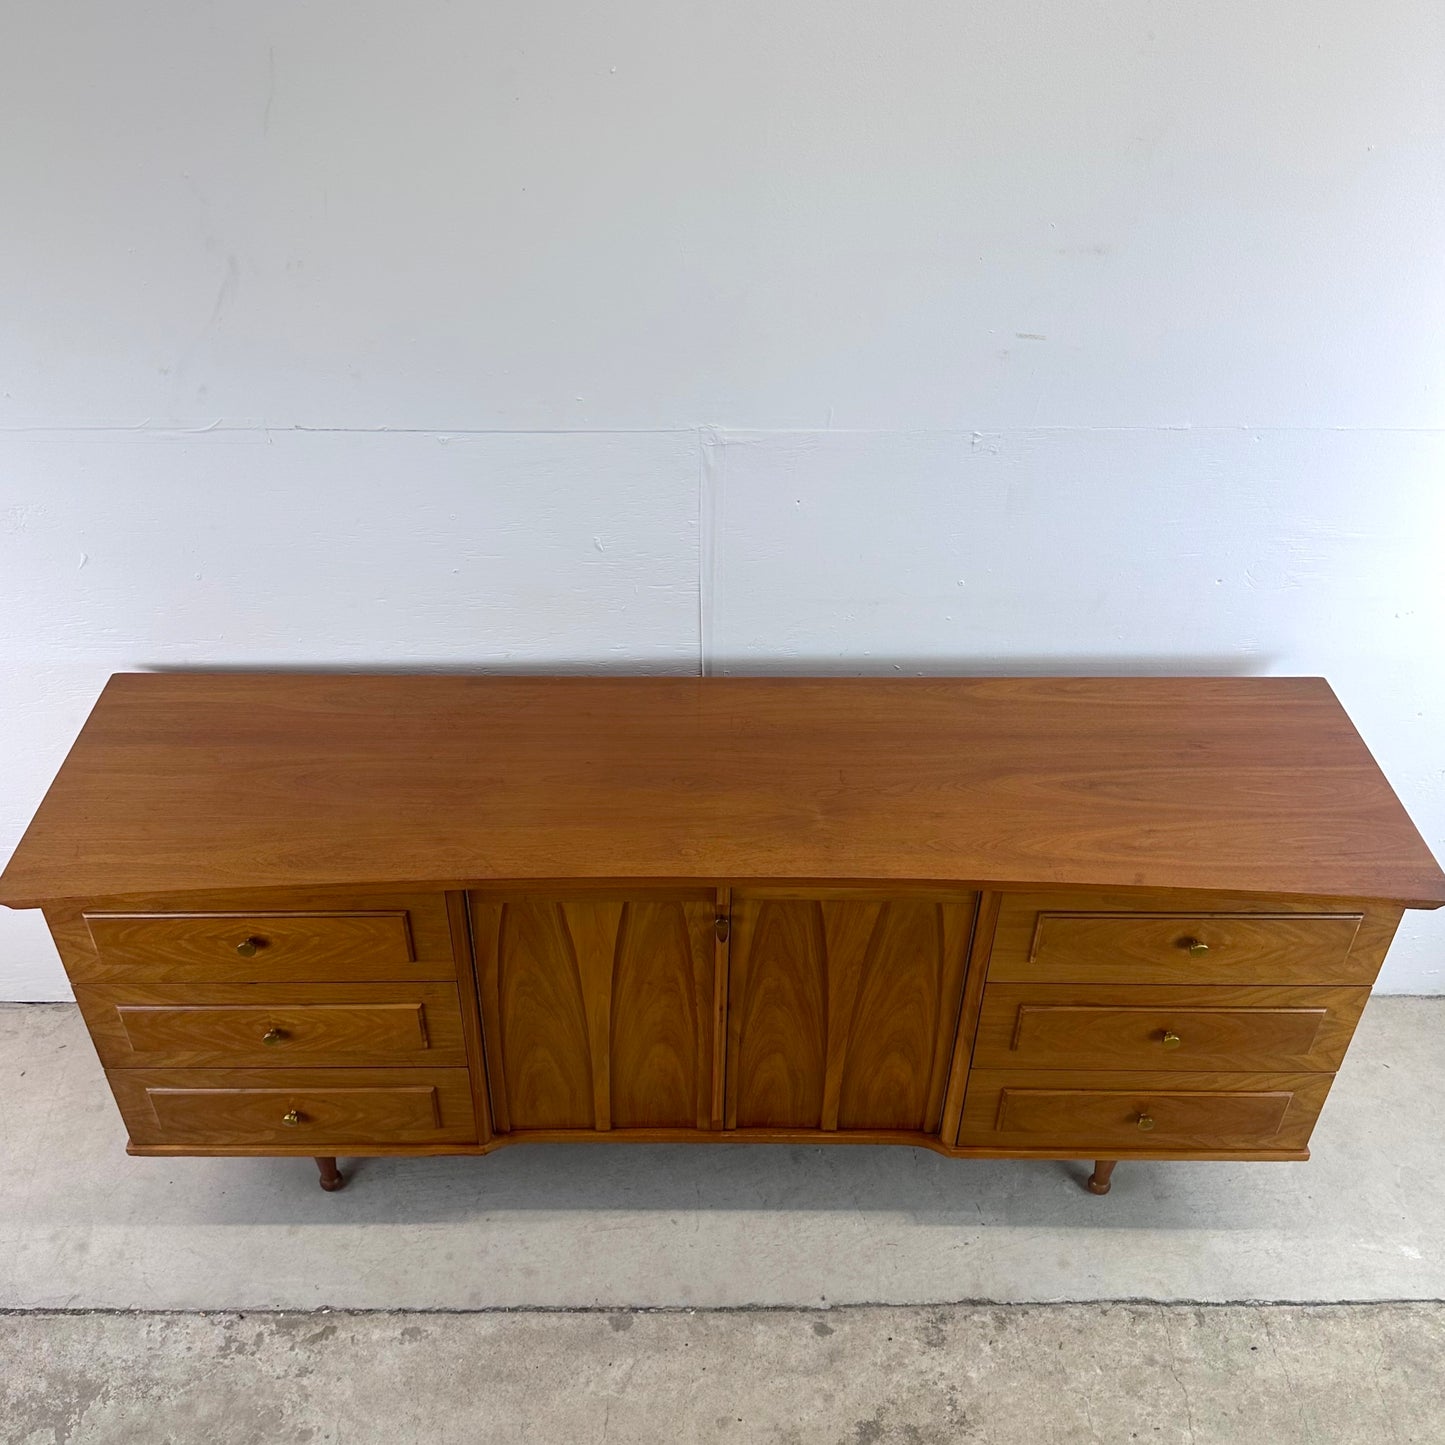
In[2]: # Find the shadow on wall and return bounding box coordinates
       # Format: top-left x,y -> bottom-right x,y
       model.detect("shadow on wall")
143,653 -> 1279,678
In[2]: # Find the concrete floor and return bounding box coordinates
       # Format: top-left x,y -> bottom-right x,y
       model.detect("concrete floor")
3,1000 -> 1444,1442
5,1303 -> 1444,1443
2,999 -> 1443,1310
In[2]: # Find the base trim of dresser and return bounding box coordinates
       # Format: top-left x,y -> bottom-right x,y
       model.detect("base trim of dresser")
124,1135 -> 1311,1163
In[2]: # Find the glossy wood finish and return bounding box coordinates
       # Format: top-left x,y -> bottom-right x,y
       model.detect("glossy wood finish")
958,1070 -> 1334,1152
1027,911 -> 1363,983
971,984 -> 1368,1073
4,675 -> 1442,1189
936,891 -> 999,1146
987,890 -> 1402,986
725,894 -> 975,1132
85,910 -> 416,974
3,675 -> 1442,909
46,890 -> 457,985
447,889 -> 495,1146
124,1129 -> 1312,1163
959,888 -> 1374,1166
110,1067 -> 478,1146
76,982 -> 468,1069
471,892 -> 718,1131
1086,1160 -> 1117,1195
711,887 -> 732,1130
315,1156 -> 345,1191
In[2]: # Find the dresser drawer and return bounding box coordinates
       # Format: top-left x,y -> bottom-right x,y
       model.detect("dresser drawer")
958,1069 -> 1333,1152
109,1067 -> 477,1146
988,894 -> 1370,985
77,982 -> 468,1068
81,904 -> 456,982
971,984 -> 1368,1073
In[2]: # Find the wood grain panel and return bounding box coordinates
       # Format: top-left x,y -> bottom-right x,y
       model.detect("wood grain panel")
609,898 -> 714,1128
4,675 -> 1441,910
109,1067 -> 477,1146
76,982 -> 468,1069
711,886 -> 732,1130
971,984 -> 1368,1073
46,890 -> 457,985
86,910 -> 414,972
835,901 -> 962,1131
485,898 -> 595,1130
1032,912 -> 1360,981
728,897 -> 828,1128
986,891 -> 1400,986
959,1069 -> 1334,1152
471,892 -> 717,1132
937,891 -> 997,1145
728,894 -> 976,1132
447,887 -> 494,1145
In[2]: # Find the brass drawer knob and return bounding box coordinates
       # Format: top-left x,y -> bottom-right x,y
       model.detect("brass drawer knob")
262,1027 -> 288,1046
1182,937 -> 1209,956
235,937 -> 265,957
281,1108 -> 303,1127
1160,1030 -> 1182,1050
1136,1112 -> 1156,1131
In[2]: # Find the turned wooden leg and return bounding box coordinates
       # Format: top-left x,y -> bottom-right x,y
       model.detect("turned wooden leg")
315,1156 -> 345,1192
1086,1160 -> 1117,1195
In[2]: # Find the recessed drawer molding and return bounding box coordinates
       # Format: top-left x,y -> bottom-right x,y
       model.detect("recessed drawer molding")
80,909 -> 456,982
991,908 -> 1368,985
971,984 -> 1368,1073
86,910 -> 413,968
109,1067 -> 478,1146
959,1070 -> 1335,1152
76,982 -> 469,1069
121,1002 -> 428,1055
999,1086 -> 1289,1143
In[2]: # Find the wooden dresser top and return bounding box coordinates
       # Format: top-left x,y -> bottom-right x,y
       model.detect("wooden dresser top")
2,673 -> 1441,909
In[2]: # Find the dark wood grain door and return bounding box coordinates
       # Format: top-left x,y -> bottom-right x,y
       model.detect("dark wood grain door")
470,891 -> 721,1132
725,893 -> 977,1134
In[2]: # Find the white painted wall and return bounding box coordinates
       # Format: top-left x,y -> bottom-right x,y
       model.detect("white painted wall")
2,1 -> 1442,995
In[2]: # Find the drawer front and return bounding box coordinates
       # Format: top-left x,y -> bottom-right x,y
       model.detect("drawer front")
988,895 -> 1372,985
971,984 -> 1368,1072
77,983 -> 468,1068
82,907 -> 455,982
958,1069 -> 1333,1152
109,1067 -> 477,1146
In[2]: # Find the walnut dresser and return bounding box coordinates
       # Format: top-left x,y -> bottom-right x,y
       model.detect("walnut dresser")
2,674 -> 1441,1196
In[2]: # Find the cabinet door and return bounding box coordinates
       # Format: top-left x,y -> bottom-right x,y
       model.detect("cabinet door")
470,892 -> 720,1132
726,894 -> 977,1133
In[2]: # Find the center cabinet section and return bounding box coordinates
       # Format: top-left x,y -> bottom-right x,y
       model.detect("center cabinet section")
469,891 -> 722,1133
468,888 -> 979,1141
725,892 -> 978,1134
